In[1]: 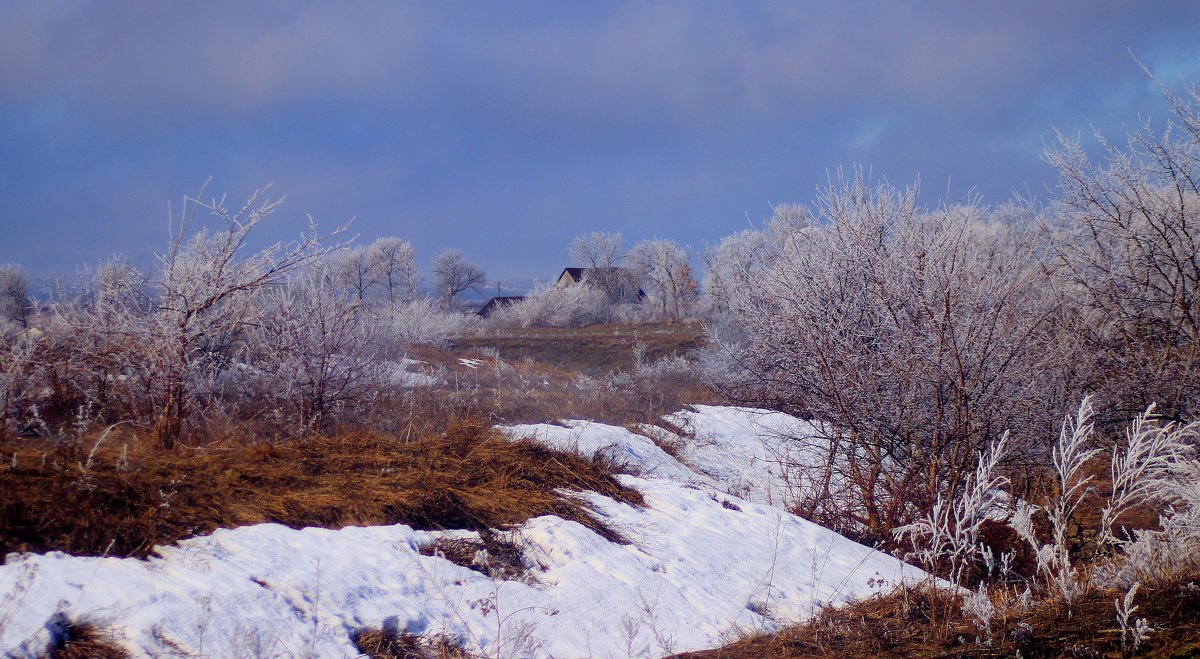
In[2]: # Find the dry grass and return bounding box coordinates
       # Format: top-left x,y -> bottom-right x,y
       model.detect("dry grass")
453,321 -> 706,375
1,322 -> 716,560
678,578 -> 1200,658
42,619 -> 129,659
0,420 -> 641,559
395,342 -> 716,429
353,628 -> 476,659
419,531 -> 529,581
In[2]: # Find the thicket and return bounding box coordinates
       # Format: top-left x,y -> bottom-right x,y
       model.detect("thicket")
0,186 -> 478,448
701,78 -> 1200,540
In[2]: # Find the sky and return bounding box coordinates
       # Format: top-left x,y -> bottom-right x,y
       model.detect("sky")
3,1 -> 1200,287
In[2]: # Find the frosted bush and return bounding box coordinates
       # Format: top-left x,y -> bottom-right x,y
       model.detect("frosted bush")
248,278 -> 386,433
489,282 -> 614,328
894,431 -> 1010,587
377,298 -> 475,349
900,394 -> 1200,604
633,353 -> 692,380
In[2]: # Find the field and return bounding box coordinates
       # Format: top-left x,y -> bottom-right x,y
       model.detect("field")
452,321 -> 707,375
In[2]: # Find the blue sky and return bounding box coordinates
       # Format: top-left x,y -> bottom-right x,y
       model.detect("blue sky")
3,1 -> 1200,284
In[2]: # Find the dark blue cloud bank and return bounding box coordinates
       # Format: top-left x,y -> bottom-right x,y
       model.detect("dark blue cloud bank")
2,1 -> 1199,281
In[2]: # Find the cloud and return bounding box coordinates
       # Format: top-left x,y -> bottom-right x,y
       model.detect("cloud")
0,1 -> 424,116
3,1 -> 1200,278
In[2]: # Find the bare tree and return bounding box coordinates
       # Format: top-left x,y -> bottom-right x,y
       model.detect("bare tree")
627,239 -> 693,322
334,245 -> 378,300
369,237 -> 419,302
569,231 -> 624,268
0,264 -> 31,331
432,248 -> 486,304
1046,74 -> 1200,422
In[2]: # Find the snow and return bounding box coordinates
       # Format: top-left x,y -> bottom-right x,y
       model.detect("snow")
507,406 -> 829,509
663,405 -> 827,508
502,420 -> 697,482
1,406 -> 928,658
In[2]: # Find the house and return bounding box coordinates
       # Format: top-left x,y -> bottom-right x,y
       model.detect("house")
477,295 -> 526,317
553,267 -> 646,304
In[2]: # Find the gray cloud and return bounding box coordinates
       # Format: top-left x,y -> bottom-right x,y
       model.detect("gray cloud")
2,1 -> 1200,279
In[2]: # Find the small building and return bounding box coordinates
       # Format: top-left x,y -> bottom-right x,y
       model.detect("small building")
477,295 -> 526,317
553,267 -> 646,304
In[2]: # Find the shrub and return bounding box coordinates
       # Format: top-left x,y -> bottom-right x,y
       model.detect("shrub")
377,298 -> 476,350
726,171 -> 1068,543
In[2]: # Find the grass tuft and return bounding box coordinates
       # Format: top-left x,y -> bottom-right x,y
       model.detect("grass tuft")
353,628 -> 475,659
419,531 -> 529,581
43,618 -> 128,659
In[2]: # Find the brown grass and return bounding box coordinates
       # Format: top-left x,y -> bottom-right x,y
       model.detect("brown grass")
678,578 -> 1200,658
395,341 -> 716,429
0,420 -> 641,559
353,628 -> 475,659
419,531 -> 529,581
453,321 -> 707,375
43,619 -> 129,659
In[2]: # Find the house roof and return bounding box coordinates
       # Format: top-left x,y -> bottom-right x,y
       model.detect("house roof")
558,267 -> 632,282
477,295 -> 526,317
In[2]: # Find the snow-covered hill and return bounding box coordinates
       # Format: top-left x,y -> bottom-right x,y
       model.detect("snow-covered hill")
0,407 -> 926,658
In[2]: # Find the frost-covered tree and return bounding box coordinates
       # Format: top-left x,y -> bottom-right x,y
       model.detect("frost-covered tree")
0,263 -> 30,331
569,231 -> 624,268
334,245 -> 378,300
432,248 -> 486,303
134,184 -> 342,447
569,231 -> 628,303
627,239 -> 693,322
701,228 -> 771,314
368,237 -> 419,302
151,188 -> 341,446
728,171 -> 1067,541
1046,75 -> 1200,422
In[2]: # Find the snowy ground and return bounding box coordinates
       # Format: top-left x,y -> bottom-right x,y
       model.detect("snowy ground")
0,406 -> 927,658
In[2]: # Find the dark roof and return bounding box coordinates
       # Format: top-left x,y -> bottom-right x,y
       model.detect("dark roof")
477,295 -> 526,317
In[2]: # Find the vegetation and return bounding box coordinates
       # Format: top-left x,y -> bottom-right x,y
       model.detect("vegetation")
685,74 -> 1200,657
677,579 -> 1200,658
0,420 -> 641,558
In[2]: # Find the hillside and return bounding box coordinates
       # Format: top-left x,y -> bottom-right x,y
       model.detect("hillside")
0,407 -> 925,657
